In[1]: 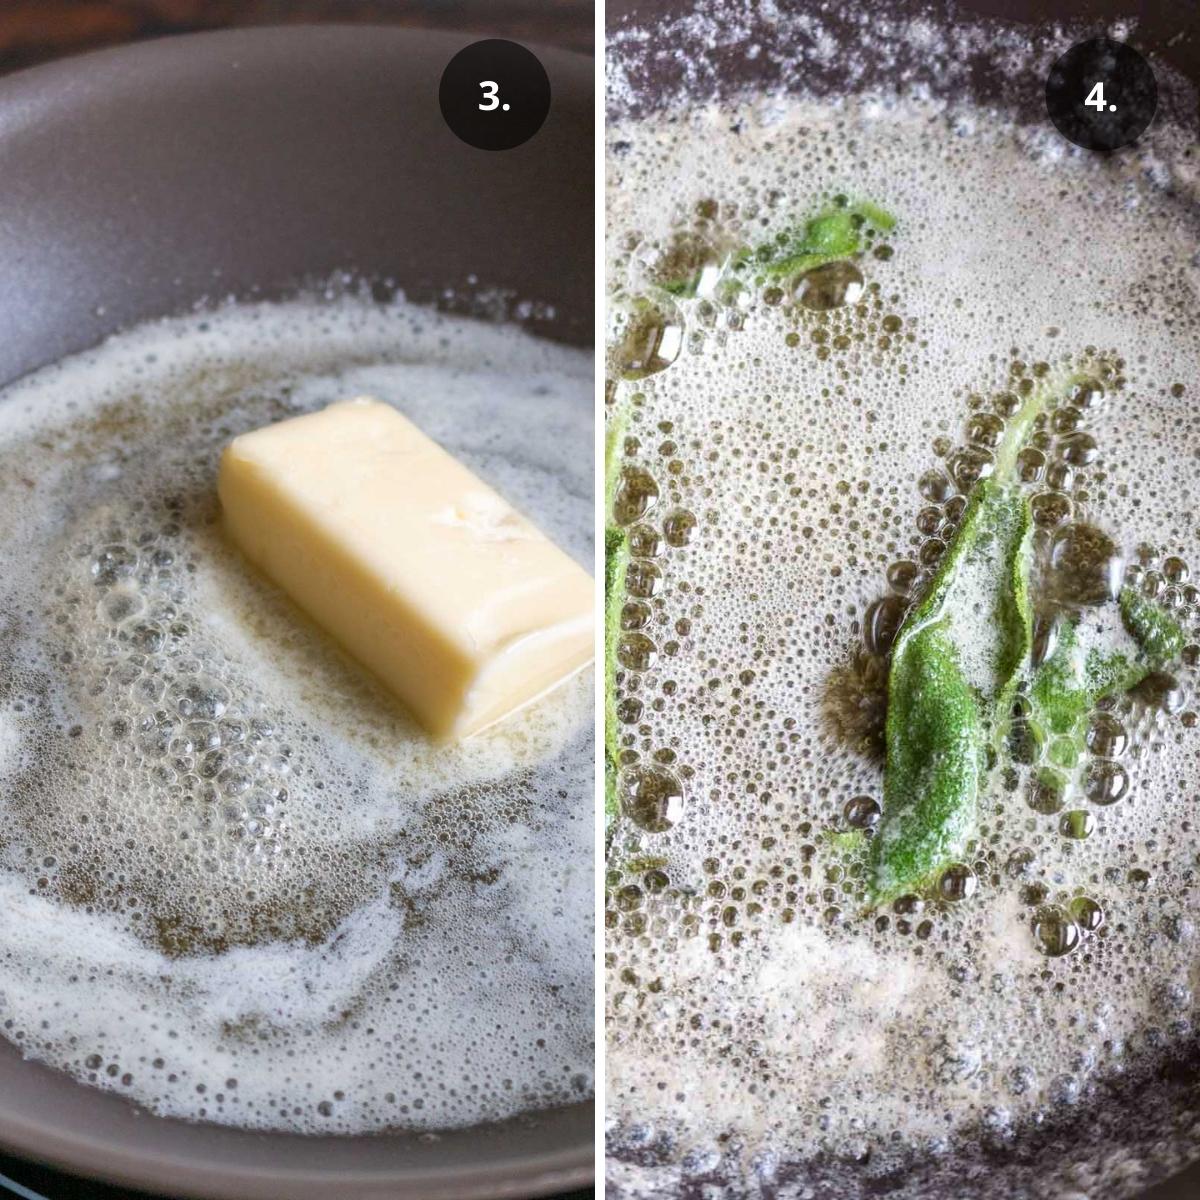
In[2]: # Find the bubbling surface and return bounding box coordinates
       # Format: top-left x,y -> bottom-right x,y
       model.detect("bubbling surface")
604,80 -> 1200,1200
0,294 -> 594,1133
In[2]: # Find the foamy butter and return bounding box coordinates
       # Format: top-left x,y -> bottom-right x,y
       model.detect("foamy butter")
605,76 -> 1200,1198
0,294 -> 594,1132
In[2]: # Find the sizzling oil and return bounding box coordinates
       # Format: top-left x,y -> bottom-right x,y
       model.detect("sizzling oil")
0,294 -> 594,1133
605,85 -> 1200,1198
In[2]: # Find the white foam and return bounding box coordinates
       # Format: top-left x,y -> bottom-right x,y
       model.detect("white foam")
0,293 -> 594,1133
605,72 -> 1200,1196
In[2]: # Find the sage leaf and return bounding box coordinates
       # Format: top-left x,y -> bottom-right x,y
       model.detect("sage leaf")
1029,587 -> 1184,748
870,377 -> 1056,904
1029,618 -> 1139,741
872,478 -> 1033,904
1120,587 -> 1186,665
873,369 -> 1187,906
661,201 -> 895,296
744,202 -> 895,282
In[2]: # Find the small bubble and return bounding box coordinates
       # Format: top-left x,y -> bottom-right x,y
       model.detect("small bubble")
617,633 -> 658,672
843,795 -> 880,829
1046,523 -> 1122,606
994,391 -> 1022,418
217,768 -> 253,798
129,623 -> 165,653
1045,461 -> 1074,492
621,600 -> 651,631
938,863 -> 977,902
1031,492 -> 1072,527
1086,713 -> 1128,759
1059,809 -> 1095,840
966,412 -> 1005,448
1057,431 -> 1099,465
886,559 -> 921,594
1028,771 -> 1065,815
1033,906 -> 1080,956
1068,377 -> 1105,409
620,765 -> 685,832
90,544 -> 138,587
1005,847 -> 1036,878
863,595 -> 906,655
663,508 -> 697,547
1017,446 -> 1046,483
792,261 -> 864,310
613,297 -> 684,380
100,586 -> 145,624
916,506 -> 942,535
1085,760 -> 1129,806
1069,895 -> 1105,933
947,446 -> 994,491
1051,406 -> 1082,435
1141,570 -> 1165,600
1164,556 -> 1190,584
627,525 -> 663,558
918,470 -> 954,504
625,560 -> 663,599
613,466 -> 660,526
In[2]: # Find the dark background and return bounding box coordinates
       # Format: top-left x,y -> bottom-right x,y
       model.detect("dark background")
0,12 -> 593,1200
0,0 -> 591,73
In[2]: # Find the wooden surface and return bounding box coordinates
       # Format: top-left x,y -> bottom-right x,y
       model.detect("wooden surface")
0,0 -> 592,74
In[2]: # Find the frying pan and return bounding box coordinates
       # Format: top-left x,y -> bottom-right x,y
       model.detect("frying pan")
604,1 -> 1200,1197
0,24 -> 593,1200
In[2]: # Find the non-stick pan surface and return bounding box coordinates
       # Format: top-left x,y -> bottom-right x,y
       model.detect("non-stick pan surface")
0,25 -> 593,1200
604,2 -> 1200,1197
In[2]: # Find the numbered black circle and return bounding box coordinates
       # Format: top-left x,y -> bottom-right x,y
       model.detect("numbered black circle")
1045,37 -> 1157,152
439,39 -> 551,151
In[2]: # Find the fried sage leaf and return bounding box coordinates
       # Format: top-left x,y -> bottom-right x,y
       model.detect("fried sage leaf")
873,369 -> 1187,906
871,377 -> 1061,903
661,200 -> 896,297
1029,587 -> 1185,744
872,477 -> 1033,904
1030,621 -> 1137,739
1120,586 -> 1186,665
742,202 -> 895,283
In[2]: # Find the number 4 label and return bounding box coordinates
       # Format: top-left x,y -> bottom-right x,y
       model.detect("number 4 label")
1085,81 -> 1107,111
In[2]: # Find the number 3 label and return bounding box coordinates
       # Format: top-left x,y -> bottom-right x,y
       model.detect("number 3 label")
440,41 -> 549,150
478,81 -> 500,111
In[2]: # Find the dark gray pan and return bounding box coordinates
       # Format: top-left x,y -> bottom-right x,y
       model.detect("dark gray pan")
606,1 -> 1200,1198
0,25 -> 593,1200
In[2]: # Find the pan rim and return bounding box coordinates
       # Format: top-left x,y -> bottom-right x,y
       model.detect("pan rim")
0,22 -> 594,1200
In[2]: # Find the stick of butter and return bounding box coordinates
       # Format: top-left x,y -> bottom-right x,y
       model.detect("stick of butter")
218,397 -> 594,739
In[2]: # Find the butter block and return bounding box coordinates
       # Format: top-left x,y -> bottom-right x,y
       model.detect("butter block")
217,397 -> 594,738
